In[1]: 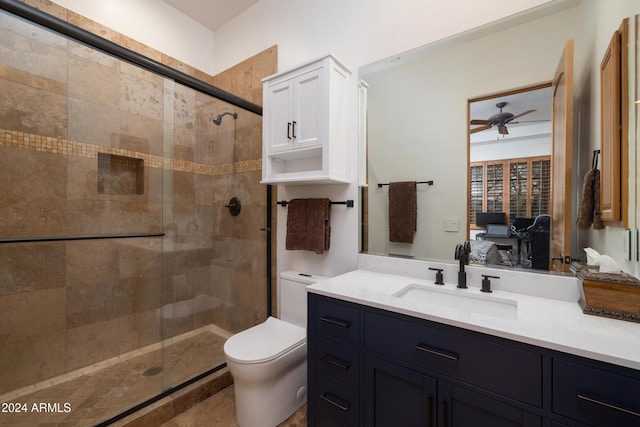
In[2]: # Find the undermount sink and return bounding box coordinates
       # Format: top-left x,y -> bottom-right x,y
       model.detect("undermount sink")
392,283 -> 518,319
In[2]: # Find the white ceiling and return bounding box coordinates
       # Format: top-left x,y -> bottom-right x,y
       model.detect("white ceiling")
162,0 -> 259,31
160,0 -> 552,144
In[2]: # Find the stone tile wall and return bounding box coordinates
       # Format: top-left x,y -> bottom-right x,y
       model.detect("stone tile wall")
0,0 -> 277,400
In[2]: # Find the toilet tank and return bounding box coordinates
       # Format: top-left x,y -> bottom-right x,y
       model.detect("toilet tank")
279,271 -> 328,327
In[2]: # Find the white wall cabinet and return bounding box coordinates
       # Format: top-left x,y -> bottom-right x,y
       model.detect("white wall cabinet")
261,54 -> 351,185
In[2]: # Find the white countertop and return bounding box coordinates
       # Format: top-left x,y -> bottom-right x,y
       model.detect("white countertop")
306,269 -> 640,371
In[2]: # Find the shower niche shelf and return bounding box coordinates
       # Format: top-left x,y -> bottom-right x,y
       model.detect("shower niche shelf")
261,54 -> 351,185
98,153 -> 144,195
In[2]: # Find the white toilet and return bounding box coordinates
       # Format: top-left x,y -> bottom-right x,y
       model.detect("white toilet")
223,271 -> 326,427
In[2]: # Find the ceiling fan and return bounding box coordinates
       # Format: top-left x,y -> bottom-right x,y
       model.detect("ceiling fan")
470,101 -> 536,135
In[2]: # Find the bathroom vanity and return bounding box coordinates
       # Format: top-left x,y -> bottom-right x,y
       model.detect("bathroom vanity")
306,267 -> 640,427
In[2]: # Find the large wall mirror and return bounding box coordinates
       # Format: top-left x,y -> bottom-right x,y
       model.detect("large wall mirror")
360,0 -> 640,275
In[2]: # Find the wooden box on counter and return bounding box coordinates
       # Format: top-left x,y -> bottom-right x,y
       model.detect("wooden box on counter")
573,263 -> 640,323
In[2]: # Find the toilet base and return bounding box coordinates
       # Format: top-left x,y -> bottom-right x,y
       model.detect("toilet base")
233,352 -> 307,427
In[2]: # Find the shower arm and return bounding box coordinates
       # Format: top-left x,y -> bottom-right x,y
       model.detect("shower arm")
213,111 -> 238,125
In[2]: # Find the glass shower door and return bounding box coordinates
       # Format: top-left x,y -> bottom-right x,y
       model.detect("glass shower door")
159,79 -> 267,390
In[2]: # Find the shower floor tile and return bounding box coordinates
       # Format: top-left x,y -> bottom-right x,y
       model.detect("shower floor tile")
0,327 -> 228,427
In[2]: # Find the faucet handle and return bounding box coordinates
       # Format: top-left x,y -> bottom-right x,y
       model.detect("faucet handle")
428,267 -> 444,285
481,275 -> 499,293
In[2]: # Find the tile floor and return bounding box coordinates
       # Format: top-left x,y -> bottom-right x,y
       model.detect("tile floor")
160,385 -> 307,427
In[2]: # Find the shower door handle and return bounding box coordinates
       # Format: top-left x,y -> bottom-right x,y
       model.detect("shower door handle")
287,122 -> 292,140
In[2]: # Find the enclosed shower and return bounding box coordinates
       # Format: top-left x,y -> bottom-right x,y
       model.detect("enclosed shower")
0,2 -> 269,426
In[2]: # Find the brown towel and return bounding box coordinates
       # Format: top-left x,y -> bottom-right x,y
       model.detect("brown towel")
285,198 -> 331,254
592,169 -> 604,229
576,169 -> 605,230
388,181 -> 417,243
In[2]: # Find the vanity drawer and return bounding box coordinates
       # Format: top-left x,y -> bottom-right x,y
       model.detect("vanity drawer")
553,359 -> 640,426
364,311 -> 542,407
312,297 -> 360,345
315,375 -> 360,426
315,338 -> 361,387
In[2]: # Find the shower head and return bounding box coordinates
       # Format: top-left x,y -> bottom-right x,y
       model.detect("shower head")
212,111 -> 238,125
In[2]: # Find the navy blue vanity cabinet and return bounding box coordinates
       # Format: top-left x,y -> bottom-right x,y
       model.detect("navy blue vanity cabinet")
552,358 -> 640,426
363,310 -> 543,427
364,356 -> 437,426
308,295 -> 363,426
364,310 -> 543,407
307,293 -> 640,427
365,354 -> 544,427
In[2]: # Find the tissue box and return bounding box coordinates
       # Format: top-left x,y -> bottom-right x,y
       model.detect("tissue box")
576,266 -> 640,323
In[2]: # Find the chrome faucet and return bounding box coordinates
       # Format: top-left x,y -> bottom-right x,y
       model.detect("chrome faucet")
454,241 -> 470,289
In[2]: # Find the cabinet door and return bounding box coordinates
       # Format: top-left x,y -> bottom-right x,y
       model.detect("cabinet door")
600,25 -> 621,223
365,356 -> 436,427
441,383 -> 542,427
265,78 -> 294,153
293,68 -> 323,149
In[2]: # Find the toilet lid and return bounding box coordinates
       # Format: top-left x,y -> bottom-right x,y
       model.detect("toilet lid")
224,317 -> 306,364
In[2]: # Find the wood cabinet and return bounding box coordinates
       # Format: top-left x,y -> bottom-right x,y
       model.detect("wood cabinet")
261,54 -> 351,185
600,18 -> 628,226
307,293 -> 640,426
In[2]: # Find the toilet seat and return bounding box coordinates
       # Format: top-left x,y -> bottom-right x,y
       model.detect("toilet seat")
224,317 -> 305,364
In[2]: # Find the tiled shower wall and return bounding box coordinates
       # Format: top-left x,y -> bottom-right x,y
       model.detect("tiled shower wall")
0,0 -> 276,399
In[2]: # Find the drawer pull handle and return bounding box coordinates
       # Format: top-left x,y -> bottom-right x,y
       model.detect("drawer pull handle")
320,316 -> 351,328
321,354 -> 350,370
416,344 -> 459,362
287,122 -> 292,139
320,392 -> 350,412
578,393 -> 640,417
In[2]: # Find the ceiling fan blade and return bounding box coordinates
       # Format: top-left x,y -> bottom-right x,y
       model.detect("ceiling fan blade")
498,125 -> 509,135
470,119 -> 491,125
510,119 -> 550,124
506,109 -> 536,123
470,125 -> 491,134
